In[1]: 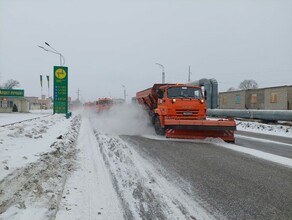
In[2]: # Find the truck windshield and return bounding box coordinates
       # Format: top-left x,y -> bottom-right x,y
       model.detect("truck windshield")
99,100 -> 113,105
168,86 -> 203,99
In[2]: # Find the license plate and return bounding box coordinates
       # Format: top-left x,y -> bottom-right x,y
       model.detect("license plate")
183,112 -> 192,116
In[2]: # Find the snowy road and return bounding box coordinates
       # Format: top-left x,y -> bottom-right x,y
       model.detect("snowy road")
1,108 -> 292,220
122,135 -> 292,220
235,130 -> 292,158
56,116 -> 124,220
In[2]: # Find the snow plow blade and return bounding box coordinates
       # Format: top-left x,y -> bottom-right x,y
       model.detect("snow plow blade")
164,119 -> 236,142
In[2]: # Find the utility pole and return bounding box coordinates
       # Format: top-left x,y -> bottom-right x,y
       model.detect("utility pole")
188,65 -> 191,82
46,75 -> 50,99
77,88 -> 80,101
122,85 -> 126,102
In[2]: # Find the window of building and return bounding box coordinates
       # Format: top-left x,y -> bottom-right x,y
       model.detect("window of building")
0,99 -> 13,108
9,101 -> 13,108
1,99 -> 8,108
235,95 -> 241,104
251,94 -> 257,104
270,93 -> 278,103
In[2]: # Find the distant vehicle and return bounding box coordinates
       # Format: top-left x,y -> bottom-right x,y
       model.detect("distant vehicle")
97,98 -> 113,113
113,98 -> 125,105
136,83 -> 236,142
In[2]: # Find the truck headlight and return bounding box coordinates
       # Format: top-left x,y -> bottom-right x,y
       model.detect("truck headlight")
172,99 -> 176,103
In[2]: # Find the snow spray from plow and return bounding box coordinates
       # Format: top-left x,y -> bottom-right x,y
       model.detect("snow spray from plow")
89,104 -> 155,136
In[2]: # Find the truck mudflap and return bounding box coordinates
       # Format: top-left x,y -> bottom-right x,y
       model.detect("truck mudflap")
164,118 -> 236,142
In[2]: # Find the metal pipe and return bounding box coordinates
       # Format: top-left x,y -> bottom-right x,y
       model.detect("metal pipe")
207,109 -> 292,121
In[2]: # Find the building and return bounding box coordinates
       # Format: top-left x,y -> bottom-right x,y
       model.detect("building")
219,85 -> 292,110
25,96 -> 52,110
0,89 -> 29,113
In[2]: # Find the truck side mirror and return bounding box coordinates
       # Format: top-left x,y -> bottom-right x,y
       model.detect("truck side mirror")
204,91 -> 207,100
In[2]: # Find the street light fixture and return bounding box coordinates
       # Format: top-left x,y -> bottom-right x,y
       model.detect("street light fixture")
155,63 -> 165,83
38,42 -> 65,66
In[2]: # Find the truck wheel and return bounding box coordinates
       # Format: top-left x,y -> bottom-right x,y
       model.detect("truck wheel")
154,116 -> 165,135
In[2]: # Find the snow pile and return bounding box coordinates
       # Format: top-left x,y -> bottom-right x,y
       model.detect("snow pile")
236,120 -> 292,137
0,114 -> 81,220
0,115 -> 71,180
7,118 -> 53,139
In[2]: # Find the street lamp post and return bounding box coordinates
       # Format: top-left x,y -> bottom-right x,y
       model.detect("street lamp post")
38,42 -> 65,66
122,85 -> 126,102
38,42 -> 68,117
155,63 -> 165,83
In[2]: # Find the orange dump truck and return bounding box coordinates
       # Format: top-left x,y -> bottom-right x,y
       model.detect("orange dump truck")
97,98 -> 113,113
136,84 -> 236,142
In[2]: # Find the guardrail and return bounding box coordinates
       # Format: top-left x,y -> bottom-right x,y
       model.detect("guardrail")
207,109 -> 292,122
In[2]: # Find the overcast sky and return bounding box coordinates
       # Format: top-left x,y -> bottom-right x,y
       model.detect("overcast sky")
0,0 -> 291,102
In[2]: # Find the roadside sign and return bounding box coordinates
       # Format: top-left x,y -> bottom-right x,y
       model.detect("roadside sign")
53,66 -> 68,114
0,89 -> 24,97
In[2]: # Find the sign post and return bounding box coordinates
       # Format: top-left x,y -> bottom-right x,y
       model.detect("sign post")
53,66 -> 68,115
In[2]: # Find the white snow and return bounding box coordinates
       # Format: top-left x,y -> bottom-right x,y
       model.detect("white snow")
0,110 -> 52,126
0,107 -> 292,220
0,112 -> 81,219
236,120 -> 292,137
0,111 -> 71,180
55,116 -> 124,220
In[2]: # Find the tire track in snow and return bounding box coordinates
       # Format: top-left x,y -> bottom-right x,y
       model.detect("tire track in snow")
94,130 -> 217,220
55,117 -> 124,220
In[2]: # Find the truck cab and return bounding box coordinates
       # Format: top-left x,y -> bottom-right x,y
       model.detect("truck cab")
97,98 -> 113,113
156,85 -> 206,120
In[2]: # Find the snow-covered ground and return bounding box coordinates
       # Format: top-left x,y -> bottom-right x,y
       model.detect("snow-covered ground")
236,120 -> 292,137
0,110 -> 52,126
0,111 -> 81,219
0,107 -> 291,219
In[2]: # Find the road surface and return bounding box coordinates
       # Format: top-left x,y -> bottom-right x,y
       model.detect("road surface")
121,134 -> 292,220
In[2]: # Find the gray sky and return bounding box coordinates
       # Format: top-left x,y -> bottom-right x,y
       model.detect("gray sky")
1,0 -> 291,102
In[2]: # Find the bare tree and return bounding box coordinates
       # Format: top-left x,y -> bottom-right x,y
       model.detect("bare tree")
2,79 -> 20,89
239,79 -> 258,90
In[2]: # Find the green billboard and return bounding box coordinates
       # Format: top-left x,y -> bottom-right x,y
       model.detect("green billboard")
0,89 -> 24,97
53,66 -> 68,114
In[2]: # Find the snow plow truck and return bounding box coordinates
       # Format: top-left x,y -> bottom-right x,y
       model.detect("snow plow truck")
136,84 -> 236,142
97,98 -> 114,113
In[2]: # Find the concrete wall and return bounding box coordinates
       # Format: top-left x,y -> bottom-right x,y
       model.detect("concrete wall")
219,90 -> 246,109
264,87 -> 288,110
11,99 -> 29,112
245,89 -> 265,109
288,87 -> 292,110
219,85 -> 292,110
26,96 -> 52,110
